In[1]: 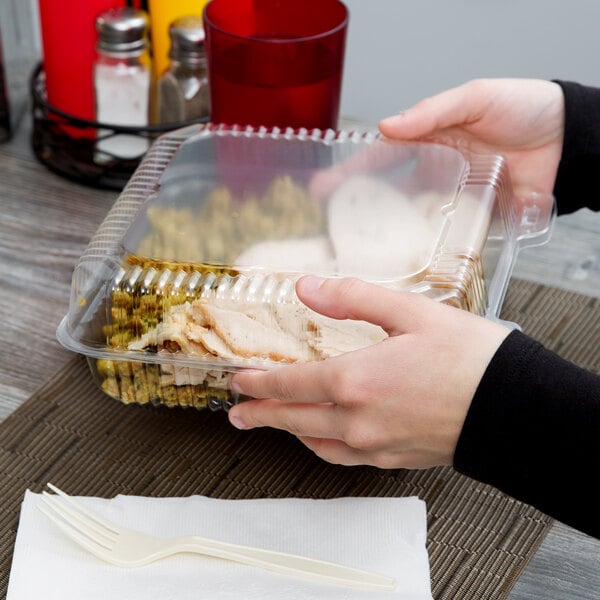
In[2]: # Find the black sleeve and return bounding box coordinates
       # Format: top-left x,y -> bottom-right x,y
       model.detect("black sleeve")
453,329 -> 600,538
553,80 -> 600,215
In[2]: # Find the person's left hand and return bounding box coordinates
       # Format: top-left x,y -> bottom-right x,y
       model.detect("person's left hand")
228,275 -> 510,469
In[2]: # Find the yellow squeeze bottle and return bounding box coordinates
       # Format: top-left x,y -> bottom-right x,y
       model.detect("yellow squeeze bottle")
148,0 -> 209,77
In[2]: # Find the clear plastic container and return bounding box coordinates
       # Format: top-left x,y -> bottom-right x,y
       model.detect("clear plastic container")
56,124 -> 555,410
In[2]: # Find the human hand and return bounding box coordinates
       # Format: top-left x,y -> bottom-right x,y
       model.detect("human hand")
379,78 -> 565,201
228,276 -> 511,470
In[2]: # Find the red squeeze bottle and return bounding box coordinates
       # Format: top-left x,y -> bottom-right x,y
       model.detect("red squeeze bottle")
37,0 -> 126,137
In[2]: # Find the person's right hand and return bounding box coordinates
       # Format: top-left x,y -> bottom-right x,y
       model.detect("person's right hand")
379,78 -> 565,200
228,276 -> 511,470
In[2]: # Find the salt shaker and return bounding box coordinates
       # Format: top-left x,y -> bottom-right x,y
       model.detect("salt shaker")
94,7 -> 151,163
155,15 -> 210,124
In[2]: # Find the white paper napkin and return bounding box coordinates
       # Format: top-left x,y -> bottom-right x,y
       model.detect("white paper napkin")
7,490 -> 433,600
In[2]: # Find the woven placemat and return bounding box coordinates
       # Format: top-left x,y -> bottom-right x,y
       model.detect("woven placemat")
1,278 -> 598,599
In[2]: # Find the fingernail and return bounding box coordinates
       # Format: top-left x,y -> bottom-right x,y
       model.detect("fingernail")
380,111 -> 405,127
230,380 -> 243,396
297,275 -> 326,295
229,414 -> 251,430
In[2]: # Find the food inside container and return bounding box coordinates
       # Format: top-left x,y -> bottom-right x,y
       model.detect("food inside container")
57,124 -> 555,410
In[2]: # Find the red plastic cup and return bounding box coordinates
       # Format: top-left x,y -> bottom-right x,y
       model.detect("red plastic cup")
203,0 -> 348,131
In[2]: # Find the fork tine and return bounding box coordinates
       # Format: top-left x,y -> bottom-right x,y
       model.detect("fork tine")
41,484 -> 119,547
46,483 -> 119,534
37,504 -> 113,561
40,493 -> 117,551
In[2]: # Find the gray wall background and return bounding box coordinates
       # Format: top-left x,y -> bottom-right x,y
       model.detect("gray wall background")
340,0 -> 600,125
17,0 -> 600,129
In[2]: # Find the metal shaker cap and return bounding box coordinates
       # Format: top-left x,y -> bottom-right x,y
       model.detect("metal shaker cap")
168,16 -> 206,67
96,7 -> 149,55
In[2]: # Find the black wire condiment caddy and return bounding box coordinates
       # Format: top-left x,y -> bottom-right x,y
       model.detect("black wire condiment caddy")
30,63 -> 209,190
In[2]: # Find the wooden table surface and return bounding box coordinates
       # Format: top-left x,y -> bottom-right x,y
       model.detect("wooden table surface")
1,118 -> 599,599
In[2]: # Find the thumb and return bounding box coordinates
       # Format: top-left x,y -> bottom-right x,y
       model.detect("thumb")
296,275 -> 429,335
378,84 -> 472,141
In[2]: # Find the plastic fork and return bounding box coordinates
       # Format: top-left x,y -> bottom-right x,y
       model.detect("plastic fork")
38,483 -> 397,592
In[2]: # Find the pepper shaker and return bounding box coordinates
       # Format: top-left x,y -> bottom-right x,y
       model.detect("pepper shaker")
155,15 -> 210,125
94,7 -> 151,163
148,0 -> 209,78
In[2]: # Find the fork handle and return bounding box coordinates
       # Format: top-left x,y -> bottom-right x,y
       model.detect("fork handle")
177,535 -> 396,591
